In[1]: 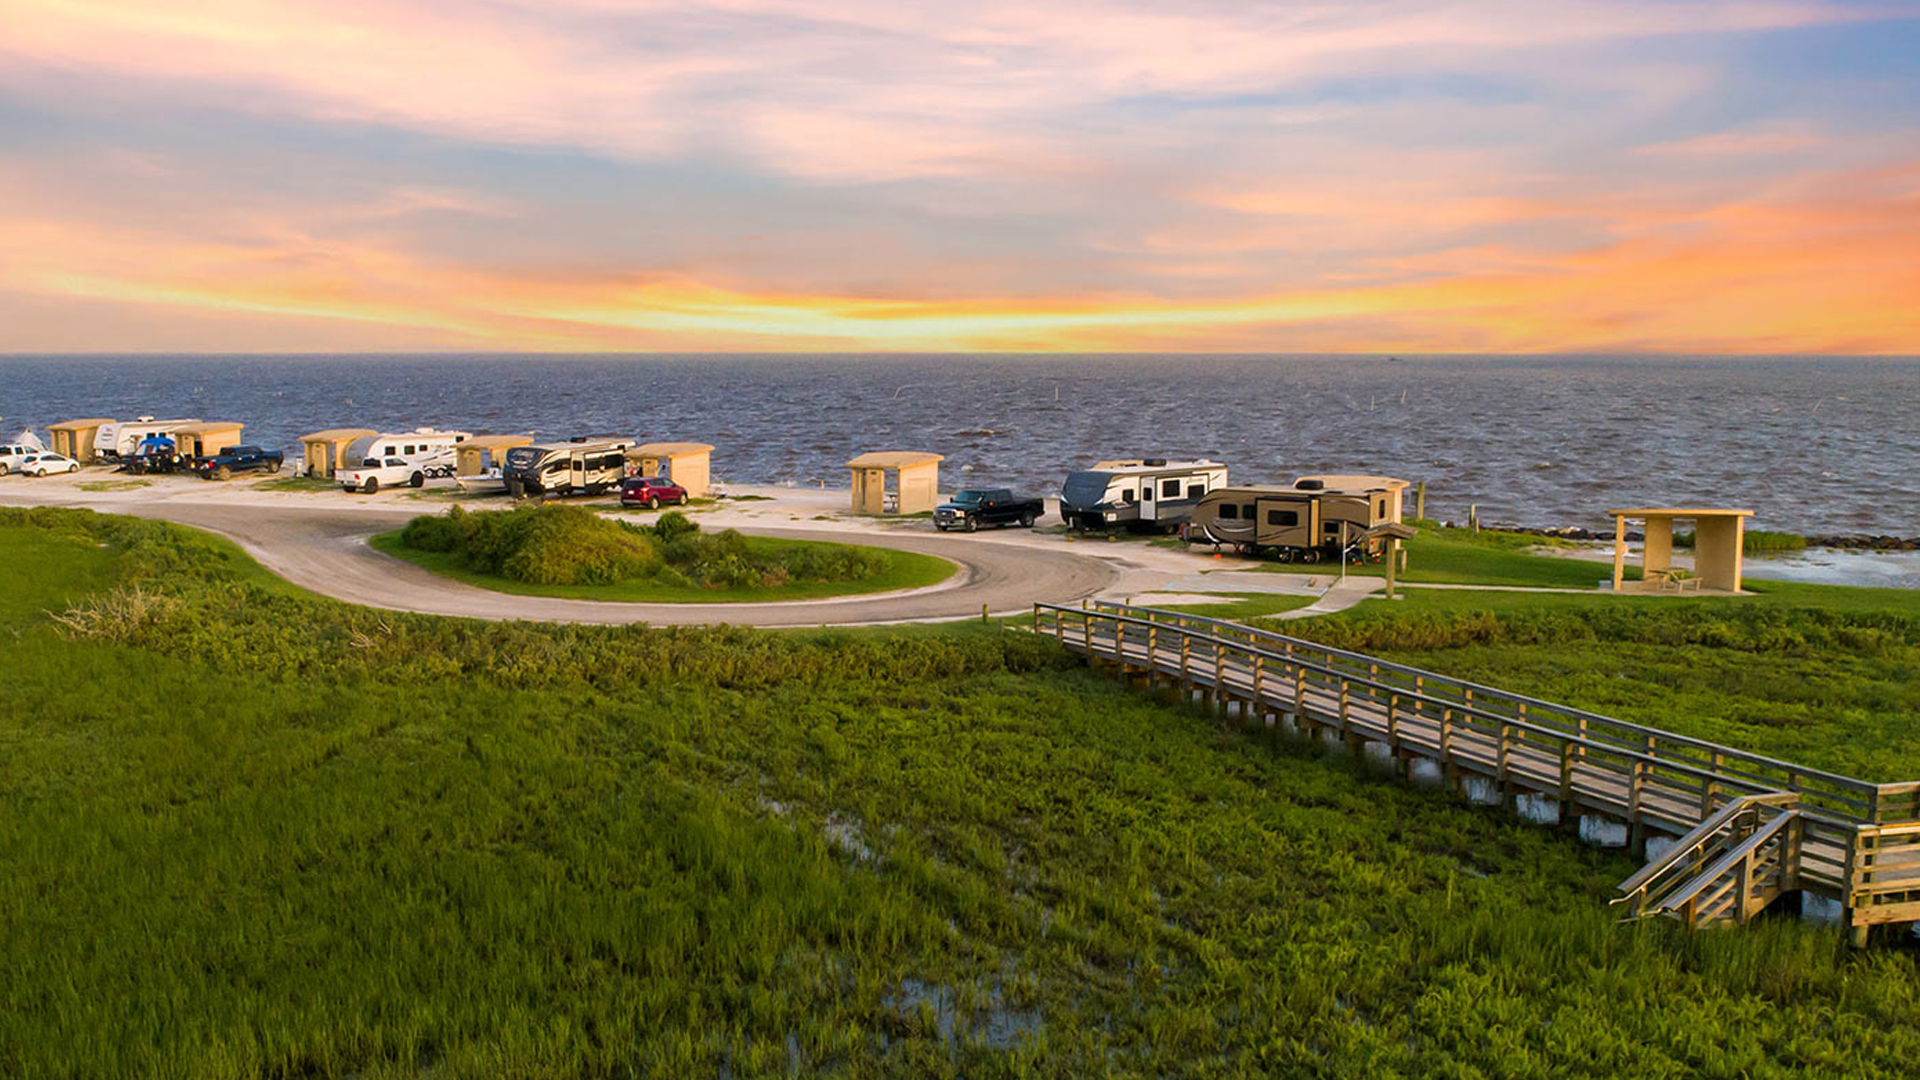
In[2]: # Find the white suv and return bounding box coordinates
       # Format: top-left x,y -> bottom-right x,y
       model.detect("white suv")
0,443 -> 42,475
16,453 -> 80,477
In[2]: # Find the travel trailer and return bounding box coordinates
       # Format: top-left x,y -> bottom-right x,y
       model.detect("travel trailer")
501,437 -> 635,498
341,428 -> 472,480
1057,458 -> 1229,532
1187,475 -> 1410,562
95,417 -> 203,460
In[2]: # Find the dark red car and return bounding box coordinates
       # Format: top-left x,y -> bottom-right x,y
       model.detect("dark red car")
619,475 -> 689,509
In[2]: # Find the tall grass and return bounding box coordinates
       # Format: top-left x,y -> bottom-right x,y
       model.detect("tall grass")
4,507 -> 1919,1078
1277,586 -> 1920,780
1673,528 -> 1810,554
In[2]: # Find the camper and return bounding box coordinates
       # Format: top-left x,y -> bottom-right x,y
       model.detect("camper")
341,428 -> 472,481
501,437 -> 635,498
94,417 -> 203,461
1058,459 -> 1229,532
1187,475 -> 1409,562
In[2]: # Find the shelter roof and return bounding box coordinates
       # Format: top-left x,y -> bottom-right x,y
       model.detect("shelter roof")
173,421 -> 244,435
1296,474 -> 1410,493
628,442 -> 715,457
847,451 -> 943,468
461,434 -> 537,450
1607,508 -> 1754,518
49,418 -> 115,429
299,428 -> 377,442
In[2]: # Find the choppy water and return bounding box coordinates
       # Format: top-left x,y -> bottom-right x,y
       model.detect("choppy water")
2,354 -> 1915,535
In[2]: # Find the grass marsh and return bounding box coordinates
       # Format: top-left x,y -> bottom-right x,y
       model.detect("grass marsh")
3,508 -> 1918,1078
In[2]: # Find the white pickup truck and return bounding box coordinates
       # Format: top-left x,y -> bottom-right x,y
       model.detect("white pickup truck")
338,456 -> 434,493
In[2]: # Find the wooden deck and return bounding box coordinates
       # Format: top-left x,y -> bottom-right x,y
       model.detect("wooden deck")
1036,601 -> 1920,941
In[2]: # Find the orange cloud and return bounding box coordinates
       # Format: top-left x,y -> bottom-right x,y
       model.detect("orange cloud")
3,158 -> 1914,354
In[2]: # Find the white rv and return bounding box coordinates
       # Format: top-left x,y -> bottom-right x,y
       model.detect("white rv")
501,437 -> 635,498
1058,458 -> 1230,531
336,428 -> 471,492
95,417 -> 202,460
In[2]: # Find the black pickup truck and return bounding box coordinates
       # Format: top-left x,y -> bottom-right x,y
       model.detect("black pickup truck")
933,488 -> 1045,532
193,445 -> 284,481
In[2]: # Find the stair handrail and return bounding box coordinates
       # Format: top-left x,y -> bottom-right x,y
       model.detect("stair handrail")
1613,794 -> 1788,911
1650,808 -> 1801,919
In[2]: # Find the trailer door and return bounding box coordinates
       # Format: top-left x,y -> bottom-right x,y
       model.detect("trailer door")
570,451 -> 587,490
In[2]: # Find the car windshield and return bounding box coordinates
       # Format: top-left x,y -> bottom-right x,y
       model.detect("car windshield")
1061,471 -> 1113,508
951,490 -> 984,504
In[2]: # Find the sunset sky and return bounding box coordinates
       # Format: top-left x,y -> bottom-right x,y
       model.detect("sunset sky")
3,0 -> 1917,353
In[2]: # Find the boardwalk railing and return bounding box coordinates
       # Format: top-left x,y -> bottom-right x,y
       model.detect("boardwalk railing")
1036,601 -> 1920,940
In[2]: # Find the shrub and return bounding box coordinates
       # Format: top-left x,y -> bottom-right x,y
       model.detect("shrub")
401,504 -> 660,585
651,510 -> 701,544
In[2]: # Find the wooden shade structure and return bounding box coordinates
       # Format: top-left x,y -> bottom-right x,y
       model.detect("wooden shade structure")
847,451 -> 943,514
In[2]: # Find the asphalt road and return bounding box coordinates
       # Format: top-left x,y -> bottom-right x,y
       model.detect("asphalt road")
79,499 -> 1115,626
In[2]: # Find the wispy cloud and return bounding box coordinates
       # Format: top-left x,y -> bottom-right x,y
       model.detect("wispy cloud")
1,0 -> 1916,351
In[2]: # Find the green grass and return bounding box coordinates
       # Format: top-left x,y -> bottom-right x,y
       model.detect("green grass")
6,507 -> 1920,1077
371,528 -> 955,603
75,478 -> 150,492
1142,591 -> 1318,619
1676,528 -> 1811,554
252,474 -> 341,492
1273,581 -> 1920,782
1229,521 -> 1619,588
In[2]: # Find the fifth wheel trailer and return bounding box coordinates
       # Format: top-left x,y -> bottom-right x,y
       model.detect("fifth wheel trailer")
1188,475 -> 1409,562
502,437 -> 636,498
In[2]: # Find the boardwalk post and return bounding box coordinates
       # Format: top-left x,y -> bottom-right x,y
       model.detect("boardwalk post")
1253,656 -> 1266,720
1214,647 -> 1227,718
1628,761 -> 1648,859
1557,741 -> 1576,827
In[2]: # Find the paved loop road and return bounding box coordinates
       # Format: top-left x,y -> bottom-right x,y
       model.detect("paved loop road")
105,501 -> 1114,626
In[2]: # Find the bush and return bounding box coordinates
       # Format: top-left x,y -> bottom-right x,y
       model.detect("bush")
650,511 -> 701,544
401,504 -> 660,585
395,507 -> 896,591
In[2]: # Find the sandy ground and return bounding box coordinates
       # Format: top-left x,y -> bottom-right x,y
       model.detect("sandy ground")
0,468 -> 1359,625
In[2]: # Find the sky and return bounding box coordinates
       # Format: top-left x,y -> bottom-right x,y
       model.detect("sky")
2,0 -> 1918,353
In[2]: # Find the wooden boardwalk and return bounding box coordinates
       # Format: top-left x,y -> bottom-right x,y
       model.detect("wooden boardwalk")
1036,601 -> 1920,942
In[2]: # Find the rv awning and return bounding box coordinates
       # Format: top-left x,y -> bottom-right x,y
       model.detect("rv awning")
847,451 -> 943,468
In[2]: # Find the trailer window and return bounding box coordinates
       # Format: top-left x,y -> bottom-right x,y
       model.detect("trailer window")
1267,509 -> 1299,526
1219,504 -> 1238,520
1161,479 -> 1180,498
1141,485 -> 1153,501
1187,483 -> 1205,499
1324,522 -> 1342,535
1121,488 -> 1136,504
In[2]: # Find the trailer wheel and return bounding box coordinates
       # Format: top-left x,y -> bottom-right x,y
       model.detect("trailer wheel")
363,477 -> 380,493
1300,548 -> 1320,564
1019,512 -> 1036,528
409,471 -> 425,488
